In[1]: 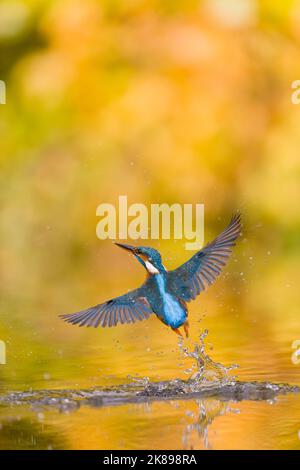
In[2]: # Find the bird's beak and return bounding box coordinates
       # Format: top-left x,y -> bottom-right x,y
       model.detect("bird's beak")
114,242 -> 137,253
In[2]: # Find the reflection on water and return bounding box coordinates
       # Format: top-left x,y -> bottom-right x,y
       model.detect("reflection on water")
182,400 -> 238,449
1,394 -> 300,450
1,0 -> 300,451
1,330 -> 298,410
0,331 -> 299,450
0,415 -> 66,450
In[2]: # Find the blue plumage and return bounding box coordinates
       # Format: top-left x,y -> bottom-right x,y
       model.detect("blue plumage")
60,213 -> 241,337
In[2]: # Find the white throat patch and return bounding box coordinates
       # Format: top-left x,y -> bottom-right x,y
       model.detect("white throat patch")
145,260 -> 160,274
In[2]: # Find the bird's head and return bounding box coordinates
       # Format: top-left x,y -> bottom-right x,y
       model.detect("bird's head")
114,243 -> 165,274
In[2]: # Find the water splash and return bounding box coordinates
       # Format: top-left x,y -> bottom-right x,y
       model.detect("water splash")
178,329 -> 238,385
0,330 -> 298,413
0,331 -> 299,452
137,329 -> 240,397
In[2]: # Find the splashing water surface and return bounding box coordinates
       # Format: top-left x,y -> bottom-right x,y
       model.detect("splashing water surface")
0,330 -> 298,414
1,329 -> 299,450
180,329 -> 238,384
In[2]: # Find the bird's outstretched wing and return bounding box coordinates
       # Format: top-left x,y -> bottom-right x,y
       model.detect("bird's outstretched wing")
60,286 -> 153,328
166,213 -> 242,302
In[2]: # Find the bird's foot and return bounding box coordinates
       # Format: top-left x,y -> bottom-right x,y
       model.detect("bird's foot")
183,321 -> 189,338
172,327 -> 183,338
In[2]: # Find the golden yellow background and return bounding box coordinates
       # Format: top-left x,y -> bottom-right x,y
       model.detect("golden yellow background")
0,0 -> 300,450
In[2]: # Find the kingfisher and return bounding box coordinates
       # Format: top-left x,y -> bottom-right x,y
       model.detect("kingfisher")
60,213 -> 241,337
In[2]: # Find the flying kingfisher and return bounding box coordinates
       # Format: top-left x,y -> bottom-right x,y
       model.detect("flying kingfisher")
60,213 -> 241,337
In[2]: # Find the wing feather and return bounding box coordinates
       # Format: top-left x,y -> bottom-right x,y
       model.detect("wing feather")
60,286 -> 153,328
167,213 -> 241,302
